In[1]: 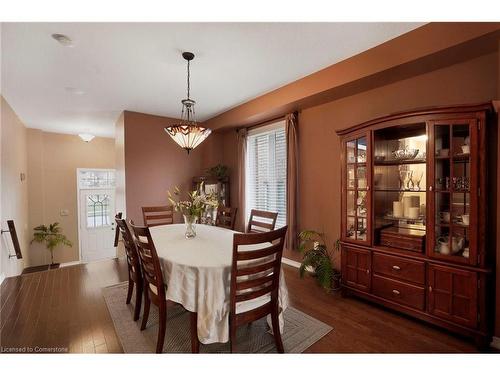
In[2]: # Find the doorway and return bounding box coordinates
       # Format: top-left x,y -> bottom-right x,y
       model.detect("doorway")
77,169 -> 116,262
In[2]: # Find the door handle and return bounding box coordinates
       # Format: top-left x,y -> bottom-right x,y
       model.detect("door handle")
392,265 -> 401,270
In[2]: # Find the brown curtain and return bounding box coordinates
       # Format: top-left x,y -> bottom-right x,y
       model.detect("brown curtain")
236,128 -> 247,232
285,112 -> 298,251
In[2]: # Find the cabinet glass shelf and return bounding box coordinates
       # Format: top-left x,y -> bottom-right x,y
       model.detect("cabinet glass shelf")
374,158 -> 426,166
374,188 -> 427,192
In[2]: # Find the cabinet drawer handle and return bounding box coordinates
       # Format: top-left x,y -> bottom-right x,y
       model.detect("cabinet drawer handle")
366,269 -> 370,274
392,265 -> 401,270
392,289 -> 400,295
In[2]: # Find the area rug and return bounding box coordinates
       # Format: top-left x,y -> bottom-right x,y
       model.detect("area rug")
102,282 -> 332,353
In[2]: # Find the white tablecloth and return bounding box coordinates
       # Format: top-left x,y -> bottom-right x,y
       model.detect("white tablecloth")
149,224 -> 289,344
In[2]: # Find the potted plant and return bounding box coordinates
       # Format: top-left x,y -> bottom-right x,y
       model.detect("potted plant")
206,164 -> 228,181
31,222 -> 72,267
298,230 -> 341,292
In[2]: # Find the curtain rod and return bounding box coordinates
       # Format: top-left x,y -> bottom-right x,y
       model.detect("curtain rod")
234,111 -> 299,133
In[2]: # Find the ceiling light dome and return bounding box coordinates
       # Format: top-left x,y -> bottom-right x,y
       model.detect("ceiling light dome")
164,52 -> 211,154
78,133 -> 95,142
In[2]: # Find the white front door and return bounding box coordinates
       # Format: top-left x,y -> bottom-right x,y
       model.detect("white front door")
79,189 -> 116,262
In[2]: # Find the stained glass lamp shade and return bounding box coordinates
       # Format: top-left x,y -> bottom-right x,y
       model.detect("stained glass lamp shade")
164,52 -> 211,154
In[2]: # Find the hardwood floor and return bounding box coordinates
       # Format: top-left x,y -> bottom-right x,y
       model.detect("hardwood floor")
1,259 -> 126,353
0,257 -> 484,353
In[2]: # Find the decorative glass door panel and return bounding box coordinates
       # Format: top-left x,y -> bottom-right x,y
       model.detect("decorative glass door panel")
372,124 -> 427,253
429,120 -> 477,265
343,134 -> 370,244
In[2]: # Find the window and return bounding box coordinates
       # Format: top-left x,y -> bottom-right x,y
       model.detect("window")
246,121 -> 287,228
86,194 -> 111,228
78,170 -> 115,189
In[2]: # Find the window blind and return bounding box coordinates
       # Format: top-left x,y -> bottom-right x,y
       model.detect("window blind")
246,121 -> 287,228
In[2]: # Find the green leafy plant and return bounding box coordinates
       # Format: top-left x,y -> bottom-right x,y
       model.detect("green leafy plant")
168,182 -> 219,218
206,164 -> 228,180
31,222 -> 72,265
298,230 -> 341,292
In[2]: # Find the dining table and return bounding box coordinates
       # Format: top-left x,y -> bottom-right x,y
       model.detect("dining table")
149,223 -> 289,351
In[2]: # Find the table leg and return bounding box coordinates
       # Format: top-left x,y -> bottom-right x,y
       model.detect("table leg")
190,311 -> 200,353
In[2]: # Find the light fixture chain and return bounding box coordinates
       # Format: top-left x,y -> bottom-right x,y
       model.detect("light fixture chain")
187,59 -> 190,99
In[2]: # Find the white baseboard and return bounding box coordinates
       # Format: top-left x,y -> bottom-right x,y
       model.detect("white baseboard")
0,273 -> 5,286
282,257 -> 301,268
491,336 -> 500,350
60,260 -> 83,268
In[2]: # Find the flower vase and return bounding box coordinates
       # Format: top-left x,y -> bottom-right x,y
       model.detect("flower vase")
183,215 -> 198,239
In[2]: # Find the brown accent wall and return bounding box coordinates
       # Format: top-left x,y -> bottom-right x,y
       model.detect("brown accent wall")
27,130 -> 115,265
123,111 -> 222,225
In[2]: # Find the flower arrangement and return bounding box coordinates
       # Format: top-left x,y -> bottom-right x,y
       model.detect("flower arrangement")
167,182 -> 219,219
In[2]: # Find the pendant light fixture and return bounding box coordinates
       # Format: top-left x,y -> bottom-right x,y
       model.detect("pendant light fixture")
164,52 -> 211,154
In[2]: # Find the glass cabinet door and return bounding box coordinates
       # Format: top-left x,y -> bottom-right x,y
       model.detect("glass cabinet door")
343,134 -> 371,244
428,120 -> 478,265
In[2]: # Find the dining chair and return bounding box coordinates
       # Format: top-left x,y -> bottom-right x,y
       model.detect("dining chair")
229,225 -> 288,353
129,221 -> 169,353
114,212 -> 122,247
246,209 -> 279,233
115,214 -> 143,321
141,205 -> 174,227
215,206 -> 238,230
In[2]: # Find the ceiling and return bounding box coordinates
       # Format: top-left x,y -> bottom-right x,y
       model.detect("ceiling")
1,23 -> 424,138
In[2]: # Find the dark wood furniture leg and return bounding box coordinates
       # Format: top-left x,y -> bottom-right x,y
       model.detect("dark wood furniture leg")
133,282 -> 143,321
271,305 -> 284,353
190,311 -> 200,353
229,321 -> 237,353
141,284 -> 150,330
156,304 -> 167,353
126,277 -> 134,304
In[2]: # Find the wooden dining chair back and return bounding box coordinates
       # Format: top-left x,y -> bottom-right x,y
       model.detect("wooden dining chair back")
229,225 -> 288,353
142,205 -> 174,227
215,206 -> 238,230
115,214 -> 143,321
129,221 -> 168,353
246,209 -> 279,233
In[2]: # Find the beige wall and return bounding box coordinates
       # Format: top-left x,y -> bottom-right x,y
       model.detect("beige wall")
1,96 -> 28,279
27,130 -> 115,265
115,112 -> 126,216
115,112 -> 126,257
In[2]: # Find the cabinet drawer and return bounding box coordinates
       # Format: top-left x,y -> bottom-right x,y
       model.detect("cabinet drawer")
373,253 -> 425,285
372,274 -> 425,311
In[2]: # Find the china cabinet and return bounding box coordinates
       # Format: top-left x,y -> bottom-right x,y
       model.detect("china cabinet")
337,103 -> 495,347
